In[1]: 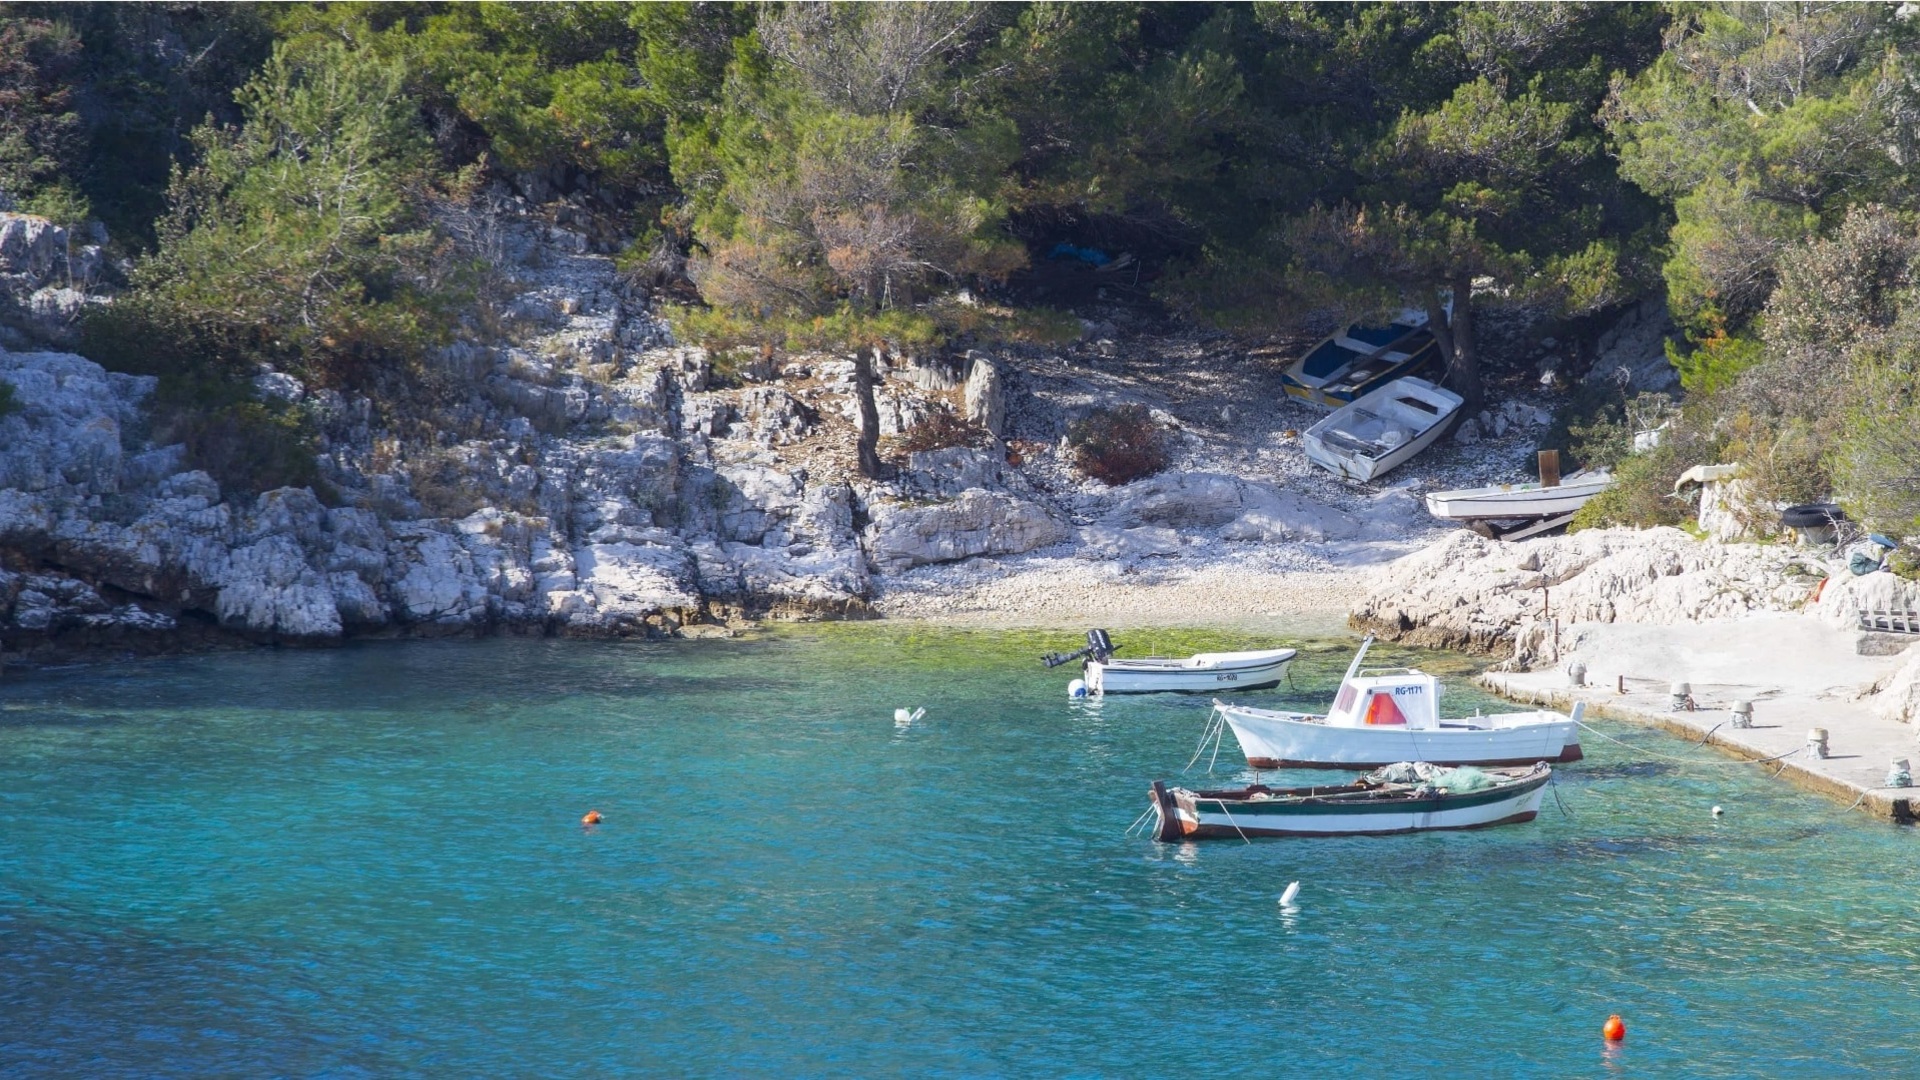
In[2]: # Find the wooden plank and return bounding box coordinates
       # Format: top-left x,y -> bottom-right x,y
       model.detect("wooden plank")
1537,449 -> 1561,488
1496,511 -> 1576,542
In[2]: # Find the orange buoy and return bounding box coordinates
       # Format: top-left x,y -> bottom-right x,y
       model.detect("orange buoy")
1602,1014 -> 1626,1041
582,810 -> 603,826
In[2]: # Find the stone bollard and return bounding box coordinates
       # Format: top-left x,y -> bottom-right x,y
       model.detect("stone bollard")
1888,758 -> 1912,789
1567,662 -> 1587,688
1670,681 -> 1695,712
1808,727 -> 1830,760
1731,700 -> 1754,729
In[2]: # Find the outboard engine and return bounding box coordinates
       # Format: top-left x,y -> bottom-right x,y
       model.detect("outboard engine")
1041,629 -> 1121,669
1085,628 -> 1114,662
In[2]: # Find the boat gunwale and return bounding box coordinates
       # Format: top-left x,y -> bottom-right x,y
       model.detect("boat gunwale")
1174,767 -> 1550,816
1098,649 -> 1297,673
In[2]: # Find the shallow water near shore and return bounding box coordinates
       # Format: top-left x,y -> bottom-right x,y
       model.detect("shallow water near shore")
1,626 -> 1915,1077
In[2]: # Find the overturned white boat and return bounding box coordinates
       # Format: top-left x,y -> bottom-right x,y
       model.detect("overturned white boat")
1424,471 -> 1612,520
1303,376 -> 1463,482
1044,630 -> 1297,695
1211,636 -> 1583,768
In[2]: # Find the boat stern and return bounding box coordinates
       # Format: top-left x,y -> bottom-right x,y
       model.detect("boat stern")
1148,780 -> 1194,842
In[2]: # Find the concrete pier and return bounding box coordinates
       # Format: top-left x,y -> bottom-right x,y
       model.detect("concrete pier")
1482,668 -> 1919,823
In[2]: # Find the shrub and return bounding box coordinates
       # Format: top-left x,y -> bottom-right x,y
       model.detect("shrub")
1570,395 -> 1720,532
895,406 -> 983,455
1068,403 -> 1169,485
0,378 -> 16,419
1831,354 -> 1920,539
165,401 -> 322,496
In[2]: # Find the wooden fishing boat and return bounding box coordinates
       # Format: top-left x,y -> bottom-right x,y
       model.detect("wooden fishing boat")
1423,471 -> 1613,521
1044,630 -> 1296,695
1281,311 -> 1443,410
1302,376 -> 1463,482
1148,762 -> 1552,840
1211,636 -> 1583,768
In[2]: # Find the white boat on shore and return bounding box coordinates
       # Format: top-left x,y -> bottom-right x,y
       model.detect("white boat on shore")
1211,636 -> 1583,768
1044,630 -> 1296,695
1303,376 -> 1463,482
1424,471 -> 1612,520
1148,761 -> 1552,840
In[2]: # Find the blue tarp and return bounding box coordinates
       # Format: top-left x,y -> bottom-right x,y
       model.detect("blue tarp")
1047,242 -> 1112,266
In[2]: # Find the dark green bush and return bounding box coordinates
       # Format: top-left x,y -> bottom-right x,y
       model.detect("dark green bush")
0,377 -> 17,418
1068,404 -> 1169,486
167,401 -> 322,496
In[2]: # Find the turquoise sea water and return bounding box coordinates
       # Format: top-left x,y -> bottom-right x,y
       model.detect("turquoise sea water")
1,627 -> 1916,1077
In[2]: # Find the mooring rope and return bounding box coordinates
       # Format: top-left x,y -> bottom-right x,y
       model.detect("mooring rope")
1548,770 -> 1573,819
1211,799 -> 1253,845
1124,804 -> 1155,837
1574,718 -> 1804,768
1183,705 -> 1226,772
1691,719 -> 1729,747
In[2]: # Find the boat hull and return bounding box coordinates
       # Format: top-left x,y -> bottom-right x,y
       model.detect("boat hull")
1280,351 -> 1438,410
1087,651 -> 1295,695
1424,477 -> 1612,520
1219,705 -> 1583,769
1149,771 -> 1549,840
1303,422 -> 1443,482
1302,386 -> 1460,483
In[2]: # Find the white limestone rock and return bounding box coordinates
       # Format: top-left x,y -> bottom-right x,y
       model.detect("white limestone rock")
963,354 -> 1005,438
1584,296 -> 1681,395
1351,526 -> 1821,661
1812,570 -> 1920,632
1105,471 -> 1359,542
865,490 -> 1070,573
1076,523 -> 1183,561
1868,649 -> 1920,726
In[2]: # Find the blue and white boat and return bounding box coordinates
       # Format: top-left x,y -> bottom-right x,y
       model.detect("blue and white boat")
1282,310 -> 1443,410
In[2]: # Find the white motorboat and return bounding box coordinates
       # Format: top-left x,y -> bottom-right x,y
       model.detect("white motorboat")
1043,630 -> 1296,695
1423,471 -> 1612,520
1303,376 -> 1463,482
1147,761 -> 1551,840
1210,636 -> 1583,768
1090,648 -> 1298,695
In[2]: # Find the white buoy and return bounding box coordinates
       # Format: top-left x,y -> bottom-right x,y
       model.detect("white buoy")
893,707 -> 924,728
1279,881 -> 1301,907
1068,679 -> 1088,698
1711,805 -> 1724,817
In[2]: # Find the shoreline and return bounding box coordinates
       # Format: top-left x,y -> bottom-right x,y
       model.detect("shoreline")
871,554 -> 1372,632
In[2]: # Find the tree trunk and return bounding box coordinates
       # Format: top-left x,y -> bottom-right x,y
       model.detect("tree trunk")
1427,278 -> 1484,410
853,344 -> 884,479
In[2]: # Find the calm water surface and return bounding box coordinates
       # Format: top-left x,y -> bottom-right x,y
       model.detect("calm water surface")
1,627 -> 1915,1077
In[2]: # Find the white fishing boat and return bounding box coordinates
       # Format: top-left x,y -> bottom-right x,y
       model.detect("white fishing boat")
1147,761 -> 1551,840
1303,377 -> 1463,482
1424,471 -> 1612,520
1211,636 -> 1583,768
1043,630 -> 1296,695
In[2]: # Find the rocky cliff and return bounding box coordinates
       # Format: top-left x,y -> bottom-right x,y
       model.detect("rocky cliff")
0,201 -> 1673,667
1350,525 -> 1920,688
3,207 -> 1406,664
